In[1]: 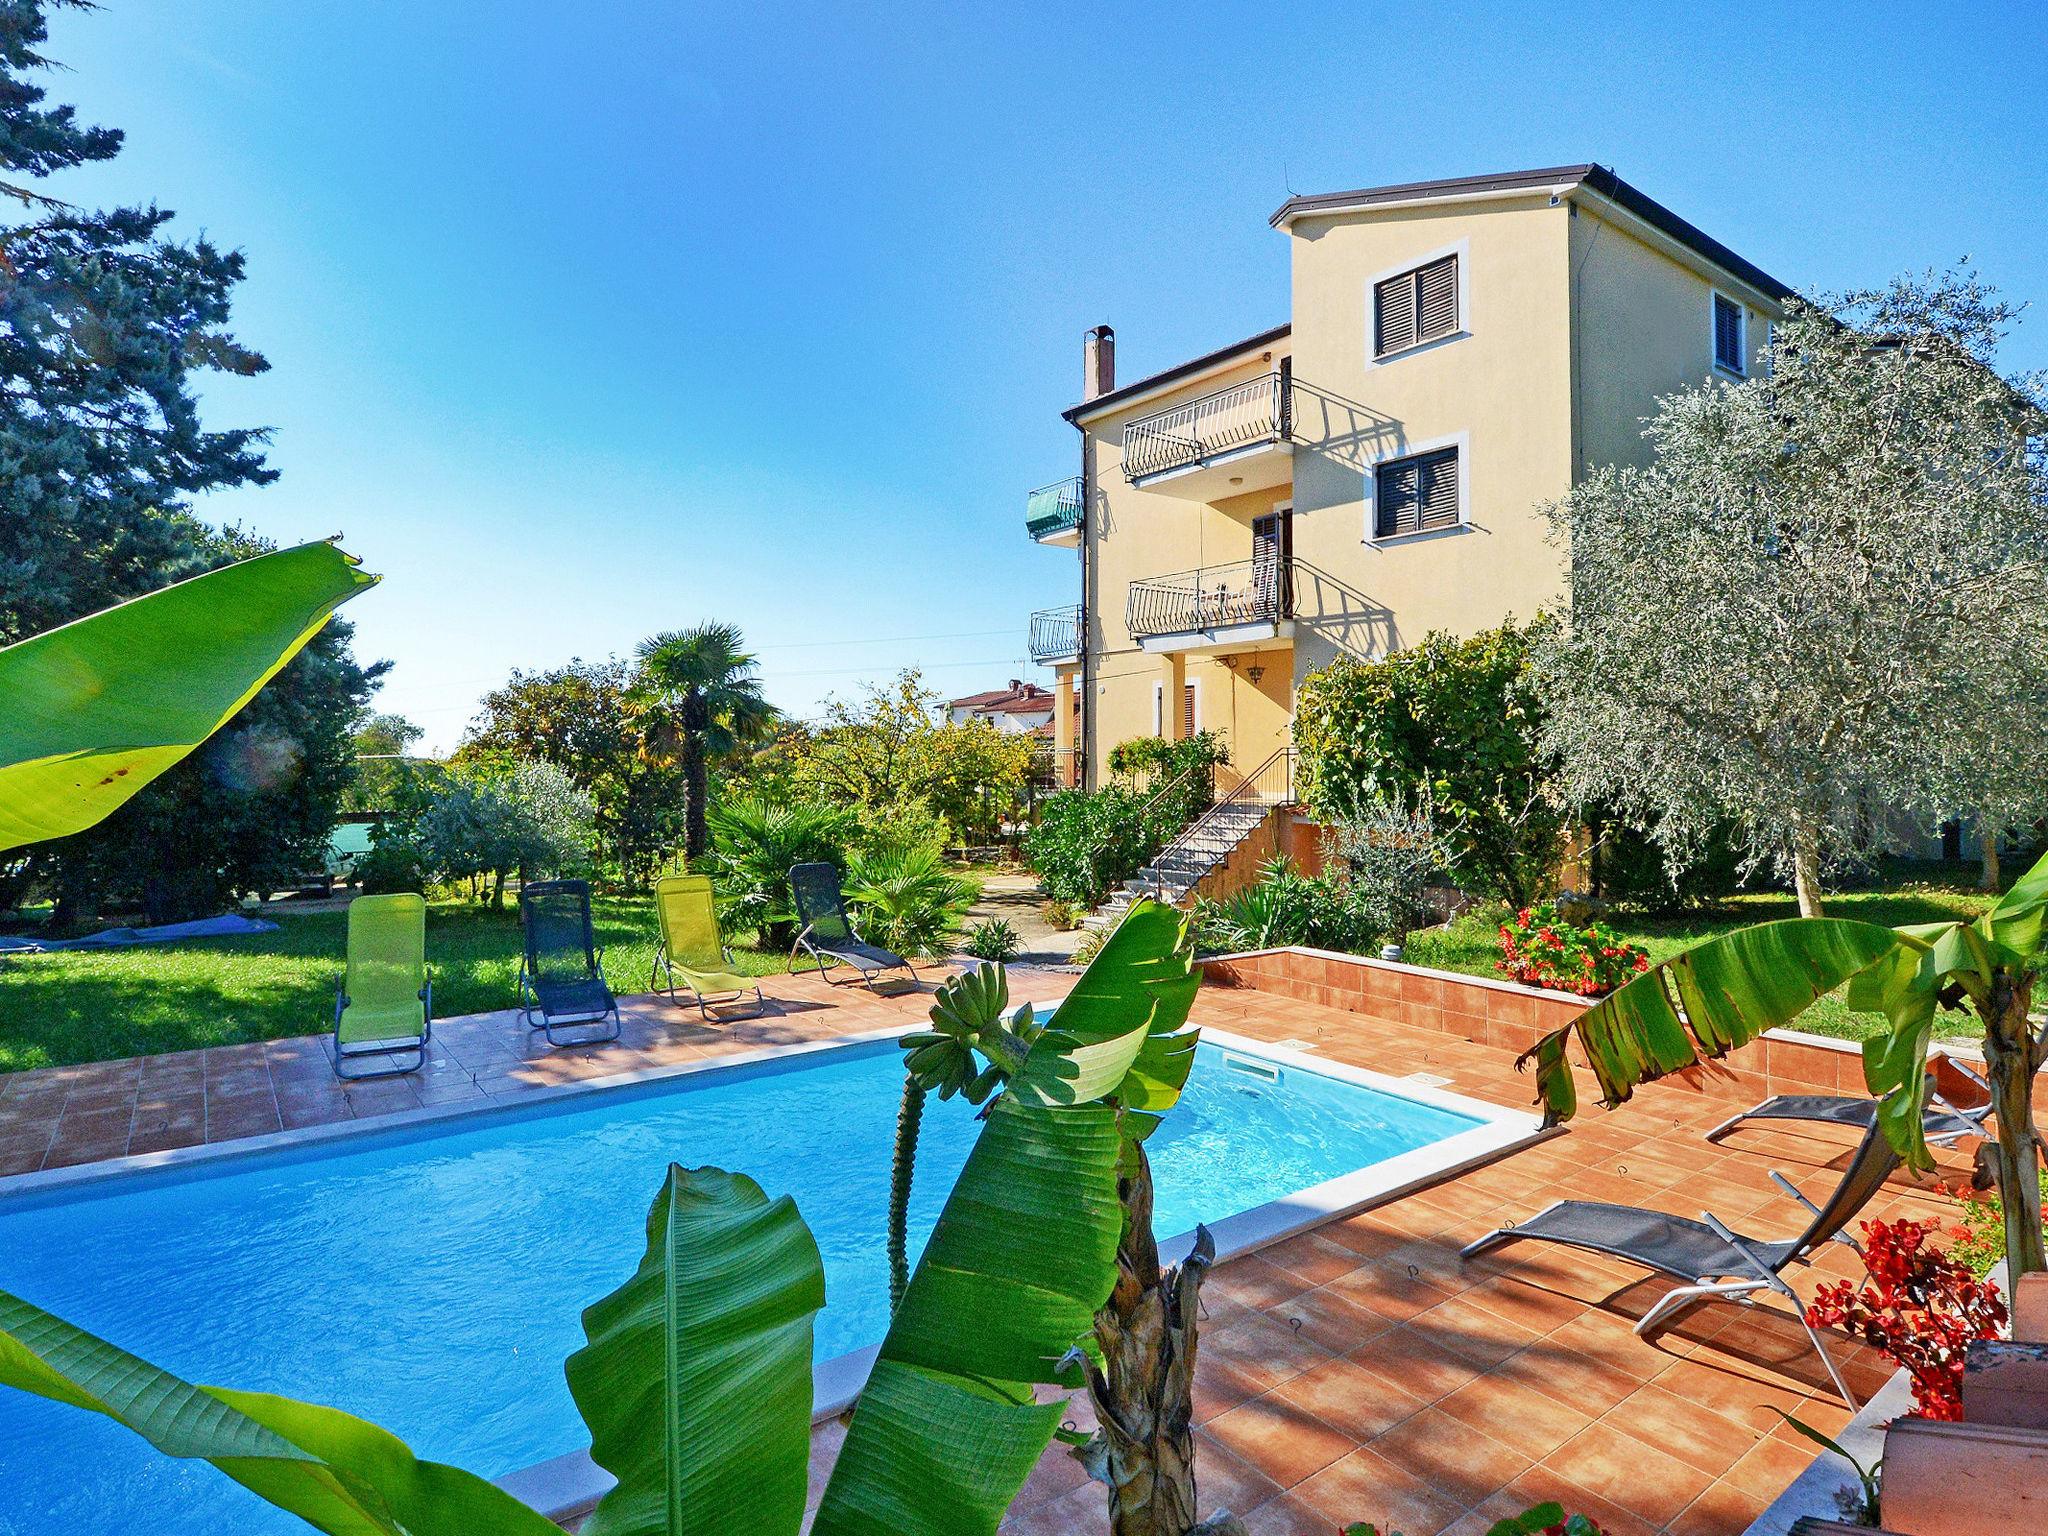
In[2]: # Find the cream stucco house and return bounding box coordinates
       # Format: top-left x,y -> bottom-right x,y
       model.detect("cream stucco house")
1026,164 -> 1789,797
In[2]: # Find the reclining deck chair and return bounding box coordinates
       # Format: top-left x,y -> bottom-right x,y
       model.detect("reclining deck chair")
650,873 -> 765,1020
1461,1120 -> 1902,1407
518,878 -> 621,1047
787,861 -> 917,990
332,892 -> 431,1079
1705,1056 -> 1992,1147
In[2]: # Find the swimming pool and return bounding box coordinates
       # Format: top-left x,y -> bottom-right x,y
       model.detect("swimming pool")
0,1025 -> 1535,1535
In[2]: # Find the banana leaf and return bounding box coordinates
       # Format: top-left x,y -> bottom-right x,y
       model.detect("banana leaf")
1019,898 -> 1200,1129
1983,845 -> 2048,963
1517,918 -> 1901,1124
565,1165 -> 825,1536
811,1094 -> 1124,1536
0,1287 -> 561,1536
0,540 -> 376,852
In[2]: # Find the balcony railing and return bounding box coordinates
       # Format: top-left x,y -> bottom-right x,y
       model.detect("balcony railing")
1028,603 -> 1082,663
1123,371 -> 1289,482
1126,556 -> 1293,640
1024,477 -> 1084,540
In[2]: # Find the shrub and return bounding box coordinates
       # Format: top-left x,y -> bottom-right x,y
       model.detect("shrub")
1195,854 -> 1409,957
1495,903 -> 1648,997
1807,1216 -> 2008,1420
1023,787 -> 1153,908
1327,797 -> 1445,946
1040,898 -> 1078,932
962,918 -> 1023,963
851,797 -> 953,862
1294,621 -> 1565,904
352,836 -> 429,896
706,795 -> 855,946
846,842 -> 978,959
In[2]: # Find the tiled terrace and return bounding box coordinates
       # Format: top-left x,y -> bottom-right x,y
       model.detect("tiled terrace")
0,964 -> 1967,1536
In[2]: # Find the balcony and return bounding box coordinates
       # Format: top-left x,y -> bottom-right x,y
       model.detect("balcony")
1126,556 -> 1294,653
1025,477 -> 1084,546
1028,604 -> 1082,665
1121,371 -> 1292,501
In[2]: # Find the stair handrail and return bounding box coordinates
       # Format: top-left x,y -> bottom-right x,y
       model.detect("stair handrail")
1142,743 -> 1295,902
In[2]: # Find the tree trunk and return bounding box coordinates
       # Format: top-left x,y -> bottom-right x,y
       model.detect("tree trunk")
1085,1144 -> 1243,1536
1981,973 -> 2046,1279
1980,816 -> 2003,892
1791,824 -> 1826,918
683,689 -> 710,864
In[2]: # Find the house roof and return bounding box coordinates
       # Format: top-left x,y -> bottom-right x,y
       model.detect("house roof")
1063,322 -> 1291,425
1268,163 -> 1793,303
949,682 -> 1053,714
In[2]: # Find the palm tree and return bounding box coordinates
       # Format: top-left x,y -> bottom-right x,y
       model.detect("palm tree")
632,623 -> 776,861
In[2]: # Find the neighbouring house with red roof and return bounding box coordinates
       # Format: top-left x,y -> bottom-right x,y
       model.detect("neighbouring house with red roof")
947,680 -> 1057,737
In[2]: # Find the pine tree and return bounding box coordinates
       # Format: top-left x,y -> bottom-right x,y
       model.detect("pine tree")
0,3 -> 381,922
0,0 -> 275,640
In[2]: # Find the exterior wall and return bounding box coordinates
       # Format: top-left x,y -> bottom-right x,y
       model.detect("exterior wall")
1286,196 -> 1578,692
1080,345 -> 1296,783
1568,200 -> 1779,475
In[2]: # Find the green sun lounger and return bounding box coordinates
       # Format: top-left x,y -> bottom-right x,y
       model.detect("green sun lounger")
650,873 -> 765,1020
332,892 -> 431,1079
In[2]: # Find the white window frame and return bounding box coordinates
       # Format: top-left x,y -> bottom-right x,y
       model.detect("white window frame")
1711,290 -> 1747,379
1185,678 -> 1201,736
1363,430 -> 1471,545
1365,239 -> 1471,369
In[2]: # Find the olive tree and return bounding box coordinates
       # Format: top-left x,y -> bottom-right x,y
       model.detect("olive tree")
1536,269 -> 2048,916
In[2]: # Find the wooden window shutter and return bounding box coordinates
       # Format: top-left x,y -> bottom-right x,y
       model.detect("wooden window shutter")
1183,685 -> 1196,737
1415,448 -> 1459,530
1714,294 -> 1744,372
1375,447 -> 1459,537
1375,272 -> 1416,356
1416,256 -> 1458,343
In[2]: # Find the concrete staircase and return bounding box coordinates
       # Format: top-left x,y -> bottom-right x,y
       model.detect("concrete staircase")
1083,798 -> 1274,930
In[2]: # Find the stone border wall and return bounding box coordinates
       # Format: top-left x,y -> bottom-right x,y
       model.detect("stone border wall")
1198,945 -> 2022,1113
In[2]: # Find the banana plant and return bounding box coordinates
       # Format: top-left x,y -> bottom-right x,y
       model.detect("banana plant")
0,539 -> 376,852
1518,846 -> 2048,1276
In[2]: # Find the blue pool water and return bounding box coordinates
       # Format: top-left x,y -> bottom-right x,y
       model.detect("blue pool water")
0,1036 -> 1481,1535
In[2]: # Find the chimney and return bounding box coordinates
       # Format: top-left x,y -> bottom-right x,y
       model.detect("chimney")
1083,324 -> 1115,401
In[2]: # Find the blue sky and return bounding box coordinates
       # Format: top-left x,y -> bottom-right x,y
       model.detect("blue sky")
46,1 -> 2046,751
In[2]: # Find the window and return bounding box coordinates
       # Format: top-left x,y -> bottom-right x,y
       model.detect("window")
1374,254 -> 1459,358
1153,681 -> 1198,737
1374,446 -> 1460,538
1713,293 -> 1746,375
1182,683 -> 1197,737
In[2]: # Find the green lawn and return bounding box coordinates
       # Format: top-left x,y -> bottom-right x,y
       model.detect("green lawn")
0,895 -> 793,1074
1404,873 -> 1999,1043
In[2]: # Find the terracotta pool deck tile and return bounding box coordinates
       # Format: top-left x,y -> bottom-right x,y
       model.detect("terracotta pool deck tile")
1371,1406 -> 1536,1510
1206,1252 -> 1320,1311
1200,1309 -> 1337,1395
1265,1283 -> 1394,1355
1542,1417 -> 1718,1527
1408,1291 -> 1543,1367
1291,1445 -> 1468,1536
1341,1320 -> 1489,1405
1204,1389 -> 1360,1489
1257,1229 -> 1371,1288
1184,1430 -> 1289,1519
1433,1371 -> 1597,1461
1272,1352 -> 1431,1442
1237,1491 -> 1332,1535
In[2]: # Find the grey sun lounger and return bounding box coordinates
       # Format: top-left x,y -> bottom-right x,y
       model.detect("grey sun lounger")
1704,1056 -> 1992,1146
787,861 -> 918,990
517,878 -> 622,1048
1462,1119 -> 1901,1407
